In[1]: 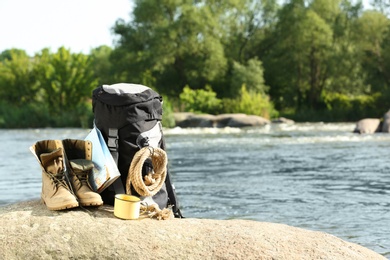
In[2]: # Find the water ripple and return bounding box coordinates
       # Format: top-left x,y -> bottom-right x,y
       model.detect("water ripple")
0,125 -> 389,257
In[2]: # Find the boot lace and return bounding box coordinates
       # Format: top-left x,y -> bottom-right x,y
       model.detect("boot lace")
74,171 -> 90,188
49,170 -> 72,190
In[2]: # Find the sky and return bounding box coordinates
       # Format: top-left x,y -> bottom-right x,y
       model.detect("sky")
0,0 -> 373,56
0,0 -> 134,56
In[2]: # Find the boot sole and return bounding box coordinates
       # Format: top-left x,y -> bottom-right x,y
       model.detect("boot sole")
41,198 -> 79,211
80,201 -> 104,207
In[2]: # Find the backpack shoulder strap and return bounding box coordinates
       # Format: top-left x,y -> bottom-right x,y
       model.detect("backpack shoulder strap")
160,136 -> 184,218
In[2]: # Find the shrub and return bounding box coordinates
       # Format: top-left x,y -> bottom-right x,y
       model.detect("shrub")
222,85 -> 278,119
0,100 -> 92,128
323,92 -> 381,121
179,85 -> 222,114
162,95 -> 175,128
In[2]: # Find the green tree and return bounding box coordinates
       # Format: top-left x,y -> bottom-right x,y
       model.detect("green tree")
262,0 -> 367,114
371,0 -> 390,15
33,47 -> 98,126
264,0 -> 332,109
90,45 -> 115,85
231,58 -> 268,95
217,0 -> 279,63
355,10 -> 390,90
0,48 -> 29,61
0,49 -> 36,106
112,0 -> 239,95
323,0 -> 367,96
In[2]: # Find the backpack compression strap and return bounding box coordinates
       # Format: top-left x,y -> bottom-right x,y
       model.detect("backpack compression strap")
107,128 -> 125,194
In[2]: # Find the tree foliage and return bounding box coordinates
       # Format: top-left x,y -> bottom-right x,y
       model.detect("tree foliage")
354,10 -> 390,91
0,47 -> 97,127
231,58 -> 268,96
1,0 -> 390,127
223,85 -> 277,118
179,85 -> 222,114
90,45 -> 115,85
0,49 -> 36,106
33,47 -> 98,118
112,0 -> 229,95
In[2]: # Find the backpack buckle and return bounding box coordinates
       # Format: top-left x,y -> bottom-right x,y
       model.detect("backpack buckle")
107,128 -> 118,151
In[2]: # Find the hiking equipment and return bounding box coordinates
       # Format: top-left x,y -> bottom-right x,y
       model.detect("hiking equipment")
30,140 -> 79,210
92,83 -> 183,218
63,139 -> 103,207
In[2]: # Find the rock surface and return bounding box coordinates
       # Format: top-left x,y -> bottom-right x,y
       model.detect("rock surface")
353,118 -> 381,134
381,110 -> 390,132
272,117 -> 295,124
0,200 -> 385,260
174,113 -> 270,128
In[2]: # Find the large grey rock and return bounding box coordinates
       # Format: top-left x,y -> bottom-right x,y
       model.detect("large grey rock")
223,114 -> 270,127
353,118 -> 381,134
173,112 -> 194,124
175,113 -> 270,128
381,110 -> 390,132
214,113 -> 248,127
272,117 -> 295,124
176,114 -> 215,128
0,200 -> 385,260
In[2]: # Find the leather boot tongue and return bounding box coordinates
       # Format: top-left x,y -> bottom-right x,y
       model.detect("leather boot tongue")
40,148 -> 64,174
69,159 -> 94,173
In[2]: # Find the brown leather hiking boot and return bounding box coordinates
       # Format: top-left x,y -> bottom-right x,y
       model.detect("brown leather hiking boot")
30,140 -> 79,210
62,139 -> 103,207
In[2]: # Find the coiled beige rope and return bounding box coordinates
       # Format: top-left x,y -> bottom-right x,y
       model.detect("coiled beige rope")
126,146 -> 172,220
126,146 -> 167,198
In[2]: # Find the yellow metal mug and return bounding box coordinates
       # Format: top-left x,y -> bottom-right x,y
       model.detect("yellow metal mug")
114,194 -> 141,220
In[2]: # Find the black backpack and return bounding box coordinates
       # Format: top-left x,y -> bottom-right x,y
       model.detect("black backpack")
92,83 -> 182,218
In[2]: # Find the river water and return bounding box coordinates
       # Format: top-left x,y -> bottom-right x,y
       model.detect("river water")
0,123 -> 389,257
